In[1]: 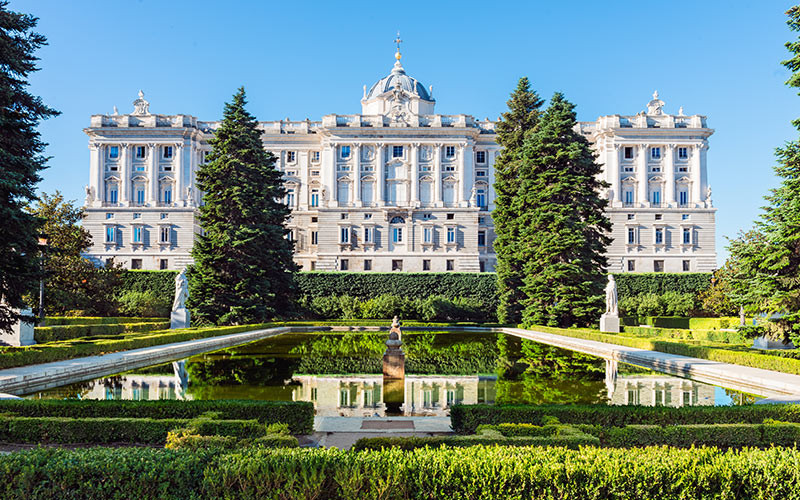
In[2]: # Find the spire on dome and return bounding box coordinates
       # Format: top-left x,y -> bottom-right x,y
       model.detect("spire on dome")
394,31 -> 403,61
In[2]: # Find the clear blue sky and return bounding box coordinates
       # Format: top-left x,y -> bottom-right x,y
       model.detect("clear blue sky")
15,0 -> 800,265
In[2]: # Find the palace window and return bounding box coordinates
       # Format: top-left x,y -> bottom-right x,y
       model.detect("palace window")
311,170 -> 320,176
286,151 -> 296,163
364,259 -> 372,271
446,213 -> 454,220
445,146 -> 455,158
109,146 -> 119,159
160,259 -> 168,270
340,259 -> 349,271
392,227 -> 403,243
683,227 -> 692,245
423,227 -> 432,244
106,213 -> 114,219
132,226 -> 143,244
655,214 -> 663,220
311,231 -> 318,245
135,186 -> 145,205
108,185 -> 118,204
683,260 -> 691,272
310,189 -> 319,208
447,227 -> 456,244
160,226 -> 171,244
364,227 -> 372,243
341,145 -> 351,159
133,212 -> 141,219
679,190 -> 688,206
135,146 -> 146,159
627,227 -> 636,245
476,151 -> 486,163
312,151 -> 320,162
163,146 -> 173,159
105,226 -> 115,243
624,147 -> 634,159
423,259 -> 431,271
650,147 -> 661,160
476,170 -> 487,177
446,259 -> 455,271
654,260 -> 665,273
651,190 -> 661,206
682,214 -> 690,220
624,190 -> 634,205
627,214 -> 635,220
161,186 -> 172,205
476,188 -> 486,208
392,259 -> 403,271
340,227 -> 350,244
655,228 -> 664,245
678,147 -> 688,159
286,188 -> 295,207
478,230 -> 486,247
364,213 -> 372,220
628,260 -> 636,271
131,259 -> 142,270
392,145 -> 403,158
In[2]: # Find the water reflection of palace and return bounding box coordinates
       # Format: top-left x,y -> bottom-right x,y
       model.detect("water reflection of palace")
608,375 -> 715,407
292,375 -> 497,417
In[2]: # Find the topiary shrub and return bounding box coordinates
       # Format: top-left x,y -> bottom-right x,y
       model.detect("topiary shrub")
117,290 -> 171,317
636,293 -> 664,317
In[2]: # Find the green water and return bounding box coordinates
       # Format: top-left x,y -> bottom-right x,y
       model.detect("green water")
26,330 -> 755,413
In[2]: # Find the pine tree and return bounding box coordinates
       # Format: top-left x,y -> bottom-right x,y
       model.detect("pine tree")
0,3 -> 58,332
188,88 -> 298,325
729,6 -> 800,343
516,93 -> 611,328
492,77 -> 544,325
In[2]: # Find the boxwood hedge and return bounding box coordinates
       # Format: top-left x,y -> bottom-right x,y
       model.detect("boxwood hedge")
3,446 -> 800,499
450,403 -> 800,433
0,400 -> 314,434
613,272 -> 712,298
34,321 -> 170,343
42,317 -> 166,326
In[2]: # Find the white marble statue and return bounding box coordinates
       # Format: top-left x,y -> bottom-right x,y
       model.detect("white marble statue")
604,275 -> 618,316
172,268 -> 188,311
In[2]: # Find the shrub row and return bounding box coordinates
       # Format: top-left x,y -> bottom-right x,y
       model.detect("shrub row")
621,326 -> 747,344
0,416 -> 265,444
42,316 -> 165,326
598,422 -> 800,448
614,272 -> 712,297
120,270 -> 178,299
164,432 -> 298,451
622,316 -> 744,330
0,323 -> 273,370
34,321 -> 169,343
0,400 -> 314,434
450,403 -> 800,433
352,425 -> 599,451
301,293 -> 495,322
528,324 -> 800,375
5,446 -> 797,500
619,292 -> 698,317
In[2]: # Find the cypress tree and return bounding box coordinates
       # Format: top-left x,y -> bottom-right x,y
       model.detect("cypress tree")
492,77 -> 544,324
188,88 -> 297,325
517,93 -> 611,328
0,3 -> 58,332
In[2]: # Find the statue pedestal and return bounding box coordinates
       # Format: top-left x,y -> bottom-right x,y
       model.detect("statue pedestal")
383,351 -> 405,379
0,308 -> 35,346
600,313 -> 620,333
170,307 -> 190,329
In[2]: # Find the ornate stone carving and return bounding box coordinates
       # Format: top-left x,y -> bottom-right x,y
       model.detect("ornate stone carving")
132,90 -> 150,116
646,91 -> 665,115
84,185 -> 95,205
604,275 -> 618,315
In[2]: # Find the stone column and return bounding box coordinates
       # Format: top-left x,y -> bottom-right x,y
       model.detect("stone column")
148,143 -> 158,205
665,144 -> 676,206
461,141 -> 474,207
299,150 -> 309,210
353,144 -> 361,207
692,143 -> 704,207
120,143 -> 130,205
457,144 -> 466,206
487,149 -> 498,210
410,143 -> 419,207
89,142 -> 103,207
175,142 -> 186,206
322,144 -> 336,207
612,144 -> 622,205
434,144 -> 442,207
637,144 -> 648,207
376,143 -> 385,206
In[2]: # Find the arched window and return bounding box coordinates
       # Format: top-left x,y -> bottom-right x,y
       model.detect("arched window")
390,216 -> 405,224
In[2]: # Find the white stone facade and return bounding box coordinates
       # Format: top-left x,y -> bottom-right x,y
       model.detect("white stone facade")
82,55 -> 716,273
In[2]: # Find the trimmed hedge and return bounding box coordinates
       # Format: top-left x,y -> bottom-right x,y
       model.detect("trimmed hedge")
623,316 -> 744,330
621,325 -> 746,344
42,316 -> 165,326
0,416 -> 265,444
34,321 -> 169,343
600,423 -> 800,448
120,269 -> 178,299
0,323 -> 273,370
0,400 -> 314,434
613,272 -> 712,298
4,446 -> 800,499
450,403 -> 800,434
529,324 -> 800,375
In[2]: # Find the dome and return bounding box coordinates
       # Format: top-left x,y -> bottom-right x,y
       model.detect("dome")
365,59 -> 432,101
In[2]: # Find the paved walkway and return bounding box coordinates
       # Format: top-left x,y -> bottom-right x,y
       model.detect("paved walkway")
312,417 -> 453,449
504,327 -> 800,398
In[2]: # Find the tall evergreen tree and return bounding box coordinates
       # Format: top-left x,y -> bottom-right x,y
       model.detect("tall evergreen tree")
729,6 -> 800,343
516,93 -> 611,327
492,77 -> 544,324
0,3 -> 58,332
188,88 -> 298,325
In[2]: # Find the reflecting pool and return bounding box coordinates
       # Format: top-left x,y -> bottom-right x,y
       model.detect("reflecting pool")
25,330 -> 760,414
